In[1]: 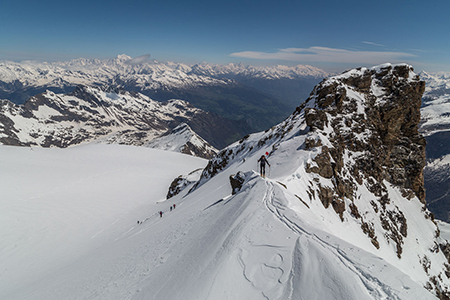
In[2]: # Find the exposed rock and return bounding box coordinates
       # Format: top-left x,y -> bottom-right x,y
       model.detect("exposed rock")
166,168 -> 203,199
167,176 -> 187,199
304,64 -> 426,204
229,171 -> 246,195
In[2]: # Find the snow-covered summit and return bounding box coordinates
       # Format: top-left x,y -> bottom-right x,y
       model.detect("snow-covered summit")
419,71 -> 450,137
190,61 -> 329,79
145,123 -> 218,159
420,71 -> 450,92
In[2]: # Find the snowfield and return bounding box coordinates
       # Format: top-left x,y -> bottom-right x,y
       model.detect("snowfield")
0,144 -> 207,299
0,142 -> 442,300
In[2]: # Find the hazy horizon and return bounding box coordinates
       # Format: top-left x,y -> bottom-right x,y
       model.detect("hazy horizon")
1,0 -> 450,73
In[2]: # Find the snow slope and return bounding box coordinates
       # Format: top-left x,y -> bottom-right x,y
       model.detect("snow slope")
1,142 -> 439,300
144,123 -> 218,158
0,144 -> 207,299
3,64 -> 450,300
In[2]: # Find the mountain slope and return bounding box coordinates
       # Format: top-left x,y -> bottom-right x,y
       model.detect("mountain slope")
186,64 -> 449,299
0,56 -> 328,132
144,122 -> 218,159
0,85 -> 244,151
0,144 -> 208,300
419,71 -> 450,221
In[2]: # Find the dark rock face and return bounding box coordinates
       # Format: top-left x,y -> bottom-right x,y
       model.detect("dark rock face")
229,171 -> 246,195
167,176 -> 188,199
304,64 -> 426,204
300,64 -> 427,260
166,168 -> 203,199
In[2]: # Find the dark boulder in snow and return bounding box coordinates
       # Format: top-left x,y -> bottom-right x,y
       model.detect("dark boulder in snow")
229,171 -> 246,195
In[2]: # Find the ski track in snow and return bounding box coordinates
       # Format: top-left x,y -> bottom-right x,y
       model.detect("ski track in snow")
260,178 -> 417,300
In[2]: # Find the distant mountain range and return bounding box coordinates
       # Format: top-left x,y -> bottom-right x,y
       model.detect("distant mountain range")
0,55 -> 328,132
419,71 -> 450,221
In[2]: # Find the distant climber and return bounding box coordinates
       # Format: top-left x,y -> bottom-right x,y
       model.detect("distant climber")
257,155 -> 270,177
159,211 -> 163,218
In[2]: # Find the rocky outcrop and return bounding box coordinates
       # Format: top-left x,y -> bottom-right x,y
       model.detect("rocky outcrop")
166,168 -> 203,199
303,64 -> 426,203
229,171 -> 246,195
300,64 -> 427,260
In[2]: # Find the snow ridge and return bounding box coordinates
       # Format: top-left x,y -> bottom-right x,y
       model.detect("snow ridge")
186,64 -> 450,299
145,123 -> 218,159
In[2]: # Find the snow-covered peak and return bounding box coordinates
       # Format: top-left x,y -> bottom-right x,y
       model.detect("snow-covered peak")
419,71 -> 450,138
145,123 -> 218,159
420,71 -> 450,92
191,61 -> 329,79
0,56 -> 329,91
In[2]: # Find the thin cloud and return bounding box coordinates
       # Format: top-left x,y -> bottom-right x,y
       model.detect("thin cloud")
362,41 -> 385,47
125,54 -> 151,65
230,46 -> 416,65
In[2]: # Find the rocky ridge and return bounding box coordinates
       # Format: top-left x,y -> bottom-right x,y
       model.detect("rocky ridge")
186,64 -> 450,298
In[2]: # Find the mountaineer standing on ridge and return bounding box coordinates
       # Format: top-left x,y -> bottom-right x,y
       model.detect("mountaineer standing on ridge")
257,154 -> 270,177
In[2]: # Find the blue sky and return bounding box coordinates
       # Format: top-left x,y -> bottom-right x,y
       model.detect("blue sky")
1,0 -> 449,72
